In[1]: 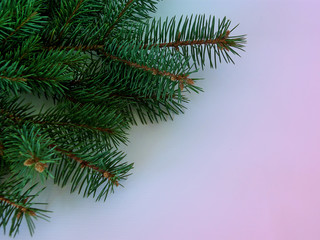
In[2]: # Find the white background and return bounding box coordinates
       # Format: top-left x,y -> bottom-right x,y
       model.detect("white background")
3,0 -> 320,239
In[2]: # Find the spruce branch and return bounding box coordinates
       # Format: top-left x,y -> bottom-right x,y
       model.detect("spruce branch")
103,0 -> 160,40
0,0 -> 245,236
0,95 -> 128,148
98,39 -> 198,99
125,15 -> 246,69
48,143 -> 132,201
50,145 -> 119,186
0,94 -> 132,201
3,11 -> 38,44
35,102 -> 129,147
0,177 -> 50,237
0,49 -> 85,96
101,50 -> 194,90
0,0 -> 46,47
0,196 -> 36,217
56,0 -> 84,42
65,87 -> 188,125
104,0 -> 135,39
141,30 -> 230,50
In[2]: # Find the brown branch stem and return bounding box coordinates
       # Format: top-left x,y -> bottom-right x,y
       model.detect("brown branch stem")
0,196 -> 36,216
44,31 -> 230,53
0,141 -> 4,156
101,51 -> 194,90
142,38 -> 228,50
0,75 -> 27,82
49,145 -> 119,186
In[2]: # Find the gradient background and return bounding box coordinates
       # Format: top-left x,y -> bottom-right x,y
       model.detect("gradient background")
3,0 -> 320,239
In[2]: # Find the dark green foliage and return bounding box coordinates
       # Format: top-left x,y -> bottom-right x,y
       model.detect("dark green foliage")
0,176 -> 50,237
0,0 -> 246,236
127,15 -> 246,69
50,143 -> 132,201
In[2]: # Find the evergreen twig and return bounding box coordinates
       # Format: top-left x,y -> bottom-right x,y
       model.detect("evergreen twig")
0,0 -> 246,236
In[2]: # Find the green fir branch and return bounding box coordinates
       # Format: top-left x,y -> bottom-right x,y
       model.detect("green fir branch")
49,144 -> 133,201
127,15 -> 246,69
0,0 -> 245,236
103,0 -> 160,39
0,176 -> 50,237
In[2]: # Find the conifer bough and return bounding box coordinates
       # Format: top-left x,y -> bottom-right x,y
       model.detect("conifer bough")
0,0 -> 246,236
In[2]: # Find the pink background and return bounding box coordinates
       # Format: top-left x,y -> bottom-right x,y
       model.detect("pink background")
4,0 -> 320,239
